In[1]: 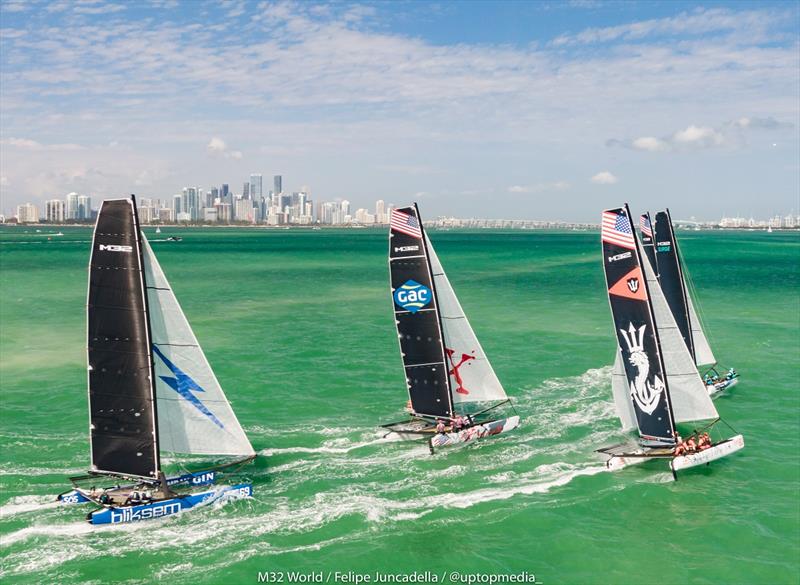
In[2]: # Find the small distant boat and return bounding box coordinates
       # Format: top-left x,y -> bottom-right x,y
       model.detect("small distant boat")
639,210 -> 739,396
166,236 -> 182,242
382,204 -> 519,452
597,204 -> 743,478
767,225 -> 773,233
58,196 -> 254,524
155,226 -> 162,234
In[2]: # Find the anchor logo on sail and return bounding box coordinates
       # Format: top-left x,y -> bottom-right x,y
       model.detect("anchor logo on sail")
619,323 -> 665,415
445,348 -> 476,395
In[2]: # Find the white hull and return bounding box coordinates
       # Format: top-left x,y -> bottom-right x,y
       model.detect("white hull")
601,435 -> 744,474
671,434 -> 744,471
429,416 -> 520,449
708,376 -> 738,397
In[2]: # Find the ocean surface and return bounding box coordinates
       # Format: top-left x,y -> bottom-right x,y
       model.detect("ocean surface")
1,226 -> 798,585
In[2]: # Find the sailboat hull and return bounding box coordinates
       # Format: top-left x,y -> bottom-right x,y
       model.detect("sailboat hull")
57,470 -> 220,505
429,416 -> 520,450
708,376 -> 739,397
86,483 -> 252,525
671,435 -> 744,472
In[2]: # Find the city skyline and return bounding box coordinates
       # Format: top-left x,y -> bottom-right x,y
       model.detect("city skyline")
1,1 -> 798,221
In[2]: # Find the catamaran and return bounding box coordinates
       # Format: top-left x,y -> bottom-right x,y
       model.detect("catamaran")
382,204 -> 519,452
640,210 -> 738,396
597,204 -> 743,477
58,196 -> 255,524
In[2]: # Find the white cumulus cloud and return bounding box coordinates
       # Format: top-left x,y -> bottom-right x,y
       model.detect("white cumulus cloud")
206,137 -> 242,159
591,171 -> 618,185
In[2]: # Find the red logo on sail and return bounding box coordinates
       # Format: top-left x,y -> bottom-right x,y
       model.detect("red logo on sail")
446,348 -> 476,395
609,267 -> 647,301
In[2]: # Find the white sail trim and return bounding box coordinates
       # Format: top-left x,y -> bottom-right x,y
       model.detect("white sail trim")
612,351 -> 637,431
142,236 -> 254,457
642,253 -> 718,423
425,234 -> 507,405
686,292 -> 716,366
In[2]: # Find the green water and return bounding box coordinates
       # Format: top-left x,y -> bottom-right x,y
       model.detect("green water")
1,227 -> 798,585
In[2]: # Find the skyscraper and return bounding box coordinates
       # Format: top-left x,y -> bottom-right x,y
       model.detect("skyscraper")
45,199 -> 65,222
376,200 -> 385,223
77,195 -> 92,220
173,194 -> 182,215
16,203 -> 39,223
250,174 -> 263,201
273,175 -> 282,197
65,192 -> 79,220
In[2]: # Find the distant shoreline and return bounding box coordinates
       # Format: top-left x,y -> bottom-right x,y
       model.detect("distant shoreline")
1,223 -> 798,232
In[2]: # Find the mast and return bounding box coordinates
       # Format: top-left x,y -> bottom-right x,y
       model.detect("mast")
388,205 -> 453,419
653,210 -> 695,361
87,197 -> 160,479
601,204 -> 676,446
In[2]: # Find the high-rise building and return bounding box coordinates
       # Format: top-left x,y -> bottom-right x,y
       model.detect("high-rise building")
273,175 -> 282,197
77,195 -> 92,220
65,192 -> 79,220
16,203 -> 39,223
173,194 -> 182,215
242,182 -> 250,199
375,200 -> 385,223
182,187 -> 200,220
235,198 -> 256,223
45,199 -> 65,222
250,174 -> 263,201
341,199 -> 351,217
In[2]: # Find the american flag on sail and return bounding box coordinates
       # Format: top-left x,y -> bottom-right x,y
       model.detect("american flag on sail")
602,210 -> 636,250
391,209 -> 422,238
640,214 -> 653,237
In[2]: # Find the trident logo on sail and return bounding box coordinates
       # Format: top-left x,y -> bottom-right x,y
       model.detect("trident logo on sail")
619,323 -> 665,415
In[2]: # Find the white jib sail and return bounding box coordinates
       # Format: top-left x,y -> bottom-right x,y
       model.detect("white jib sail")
641,252 -> 718,423
686,292 -> 716,367
142,236 -> 255,457
612,351 -> 637,431
425,234 -> 508,406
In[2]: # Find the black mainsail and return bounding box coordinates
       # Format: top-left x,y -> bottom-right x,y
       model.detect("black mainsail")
601,205 -> 676,446
389,205 -> 452,419
88,197 -> 159,479
653,209 -> 694,361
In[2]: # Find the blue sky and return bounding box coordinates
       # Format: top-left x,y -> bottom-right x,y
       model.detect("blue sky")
1,0 -> 798,221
